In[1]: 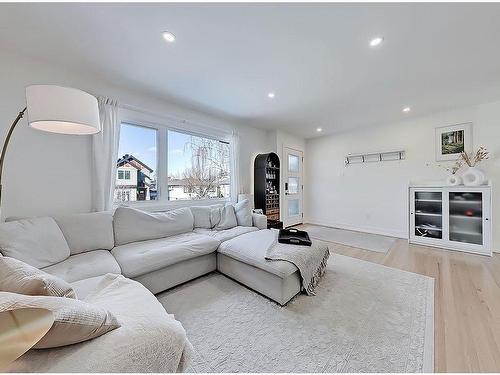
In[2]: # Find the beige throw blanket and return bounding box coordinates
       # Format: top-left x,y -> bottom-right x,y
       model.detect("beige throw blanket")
265,229 -> 330,295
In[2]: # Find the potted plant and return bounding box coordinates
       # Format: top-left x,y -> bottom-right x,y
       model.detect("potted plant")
460,146 -> 489,186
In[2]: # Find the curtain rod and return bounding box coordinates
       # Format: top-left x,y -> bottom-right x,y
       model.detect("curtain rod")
118,102 -> 235,135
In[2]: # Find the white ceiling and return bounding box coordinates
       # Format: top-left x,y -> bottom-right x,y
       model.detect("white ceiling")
2,3 -> 500,138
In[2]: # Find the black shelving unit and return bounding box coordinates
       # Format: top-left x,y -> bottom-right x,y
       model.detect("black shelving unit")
254,152 -> 281,227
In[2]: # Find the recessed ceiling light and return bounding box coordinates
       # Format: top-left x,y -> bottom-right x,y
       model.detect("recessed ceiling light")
402,107 -> 411,113
162,31 -> 176,43
267,92 -> 275,99
316,127 -> 323,132
369,36 -> 384,47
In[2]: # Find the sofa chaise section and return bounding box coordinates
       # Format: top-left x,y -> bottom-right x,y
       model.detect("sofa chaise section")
11,274 -> 193,373
217,229 -> 301,305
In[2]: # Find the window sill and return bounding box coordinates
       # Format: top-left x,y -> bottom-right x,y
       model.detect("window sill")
113,198 -> 230,212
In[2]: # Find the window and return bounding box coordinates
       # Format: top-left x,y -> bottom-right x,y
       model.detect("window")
117,170 -> 131,180
115,123 -> 158,202
167,130 -> 230,201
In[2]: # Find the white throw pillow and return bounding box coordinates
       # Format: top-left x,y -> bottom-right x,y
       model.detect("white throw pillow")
0,256 -> 76,298
113,206 -> 194,245
0,217 -> 70,268
190,206 -> 212,229
214,204 -> 238,231
0,291 -> 120,349
234,199 -> 253,227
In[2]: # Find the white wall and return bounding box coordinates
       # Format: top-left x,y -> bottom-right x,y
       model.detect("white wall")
0,50 -> 269,219
305,100 -> 500,251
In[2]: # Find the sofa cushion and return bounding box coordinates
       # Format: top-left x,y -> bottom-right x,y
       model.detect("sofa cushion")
214,204 -> 237,231
112,232 -> 220,278
0,291 -> 120,349
42,250 -> 121,283
0,256 -> 76,298
234,199 -> 252,227
217,229 -> 298,279
0,217 -> 70,268
194,226 -> 259,242
12,274 -> 193,373
55,212 -> 114,255
113,207 -> 194,246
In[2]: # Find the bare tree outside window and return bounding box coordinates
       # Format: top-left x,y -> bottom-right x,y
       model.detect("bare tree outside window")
168,130 -> 230,200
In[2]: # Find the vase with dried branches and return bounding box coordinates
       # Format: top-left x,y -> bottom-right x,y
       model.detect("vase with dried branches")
460,146 -> 489,186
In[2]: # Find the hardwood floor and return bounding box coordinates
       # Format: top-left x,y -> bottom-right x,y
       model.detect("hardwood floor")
298,224 -> 500,372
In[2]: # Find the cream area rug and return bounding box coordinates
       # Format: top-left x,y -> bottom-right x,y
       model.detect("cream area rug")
304,225 -> 397,253
157,254 -> 434,373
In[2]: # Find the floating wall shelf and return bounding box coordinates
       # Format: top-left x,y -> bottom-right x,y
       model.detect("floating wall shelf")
345,150 -> 405,166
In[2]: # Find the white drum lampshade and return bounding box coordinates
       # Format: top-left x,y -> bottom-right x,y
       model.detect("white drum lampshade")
25,85 -> 100,135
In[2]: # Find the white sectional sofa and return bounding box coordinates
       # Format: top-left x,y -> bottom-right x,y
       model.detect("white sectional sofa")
1,203 -> 294,372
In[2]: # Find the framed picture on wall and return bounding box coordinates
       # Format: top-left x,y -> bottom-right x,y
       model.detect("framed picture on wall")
435,122 -> 472,161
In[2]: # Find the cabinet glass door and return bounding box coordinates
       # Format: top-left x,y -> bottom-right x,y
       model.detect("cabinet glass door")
414,191 -> 443,239
448,192 -> 483,245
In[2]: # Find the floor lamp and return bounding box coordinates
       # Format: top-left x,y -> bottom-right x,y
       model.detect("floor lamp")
0,308 -> 54,371
0,85 -> 101,216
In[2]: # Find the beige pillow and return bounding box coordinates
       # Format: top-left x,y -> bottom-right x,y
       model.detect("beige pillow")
0,256 -> 76,298
0,291 -> 120,349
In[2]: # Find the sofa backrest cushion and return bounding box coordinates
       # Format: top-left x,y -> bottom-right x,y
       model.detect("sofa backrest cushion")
190,204 -> 224,229
234,199 -> 253,227
113,206 -> 194,245
55,212 -> 114,255
0,217 -> 70,268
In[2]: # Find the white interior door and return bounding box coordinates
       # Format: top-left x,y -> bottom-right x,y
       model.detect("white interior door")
283,147 -> 303,227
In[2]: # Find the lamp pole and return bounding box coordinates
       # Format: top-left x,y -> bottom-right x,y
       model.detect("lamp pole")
0,107 -> 27,210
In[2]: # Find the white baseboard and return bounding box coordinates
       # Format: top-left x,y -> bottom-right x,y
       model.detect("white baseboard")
305,219 -> 407,239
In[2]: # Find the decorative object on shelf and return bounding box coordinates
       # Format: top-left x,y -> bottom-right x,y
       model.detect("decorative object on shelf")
0,85 -> 100,216
438,158 -> 464,186
435,122 -> 472,161
445,174 -> 462,186
344,150 -> 405,166
460,146 -> 489,186
254,152 -> 281,224
0,308 -> 54,371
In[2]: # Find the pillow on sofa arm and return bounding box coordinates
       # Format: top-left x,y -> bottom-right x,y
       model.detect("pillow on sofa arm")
0,256 -> 76,298
0,291 -> 120,349
252,212 -> 268,230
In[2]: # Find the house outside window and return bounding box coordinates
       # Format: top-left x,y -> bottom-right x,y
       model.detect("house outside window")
115,123 -> 157,203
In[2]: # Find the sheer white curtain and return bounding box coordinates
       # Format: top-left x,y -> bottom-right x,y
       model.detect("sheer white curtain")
230,130 -> 240,203
92,97 -> 120,211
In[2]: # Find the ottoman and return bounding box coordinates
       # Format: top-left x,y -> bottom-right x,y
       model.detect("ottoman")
216,229 -> 302,305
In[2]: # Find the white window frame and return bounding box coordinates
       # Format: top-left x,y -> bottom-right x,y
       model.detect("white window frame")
115,108 -> 234,211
